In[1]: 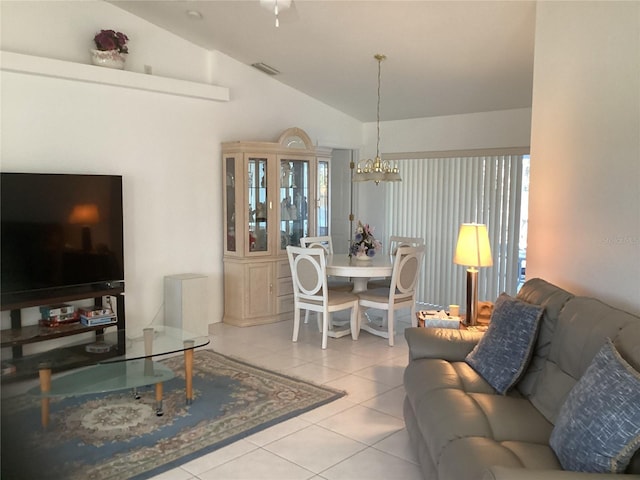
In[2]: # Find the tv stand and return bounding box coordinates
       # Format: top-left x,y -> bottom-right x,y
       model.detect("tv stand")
0,286 -> 126,383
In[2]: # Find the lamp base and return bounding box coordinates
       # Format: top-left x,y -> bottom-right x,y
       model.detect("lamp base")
465,268 -> 479,327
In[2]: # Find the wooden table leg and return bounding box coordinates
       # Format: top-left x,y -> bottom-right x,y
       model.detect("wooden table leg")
183,340 -> 194,405
38,363 -> 52,429
155,382 -> 164,416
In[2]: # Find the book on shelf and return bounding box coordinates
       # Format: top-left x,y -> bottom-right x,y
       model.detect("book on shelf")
78,306 -> 113,318
39,303 -> 75,318
80,314 -> 117,327
39,313 -> 80,327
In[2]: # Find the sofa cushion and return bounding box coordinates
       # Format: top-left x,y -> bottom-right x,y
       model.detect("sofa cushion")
465,294 -> 544,394
529,296 -> 639,423
550,340 -> 640,473
616,321 -> 640,373
404,358 -> 496,405
438,437 -> 560,479
404,394 -> 562,479
515,278 -> 574,397
470,393 -> 553,443
412,389 -> 555,476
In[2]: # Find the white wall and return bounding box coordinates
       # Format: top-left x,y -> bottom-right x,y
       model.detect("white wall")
0,1 -> 362,334
528,1 -> 640,313
369,108 -> 532,155
356,108 -> 532,243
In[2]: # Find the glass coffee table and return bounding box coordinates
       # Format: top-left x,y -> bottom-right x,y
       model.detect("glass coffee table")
29,325 -> 210,428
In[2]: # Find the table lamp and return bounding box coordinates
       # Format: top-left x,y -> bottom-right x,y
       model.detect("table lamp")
454,223 -> 493,326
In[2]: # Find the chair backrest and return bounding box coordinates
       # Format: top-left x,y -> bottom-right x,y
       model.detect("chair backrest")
286,245 -> 328,305
388,236 -> 425,255
300,236 -> 334,254
388,245 -> 425,302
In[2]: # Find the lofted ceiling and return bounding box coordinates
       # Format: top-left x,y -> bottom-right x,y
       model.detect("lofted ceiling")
110,0 -> 536,122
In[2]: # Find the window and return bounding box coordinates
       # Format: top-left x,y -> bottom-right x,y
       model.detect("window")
385,151 -> 529,308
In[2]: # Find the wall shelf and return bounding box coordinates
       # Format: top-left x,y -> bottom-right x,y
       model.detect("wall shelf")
1,51 -> 230,102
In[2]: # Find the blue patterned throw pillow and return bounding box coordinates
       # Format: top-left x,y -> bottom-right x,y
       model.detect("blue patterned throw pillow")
550,340 -> 640,473
465,293 -> 544,395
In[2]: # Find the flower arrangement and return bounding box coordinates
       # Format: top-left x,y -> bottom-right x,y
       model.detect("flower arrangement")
94,29 -> 129,53
350,221 -> 382,258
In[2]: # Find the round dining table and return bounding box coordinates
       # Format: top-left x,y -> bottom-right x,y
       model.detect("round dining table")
325,254 -> 393,293
325,254 -> 394,339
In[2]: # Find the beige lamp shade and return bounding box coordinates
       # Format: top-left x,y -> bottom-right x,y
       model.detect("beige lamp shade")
454,223 -> 493,267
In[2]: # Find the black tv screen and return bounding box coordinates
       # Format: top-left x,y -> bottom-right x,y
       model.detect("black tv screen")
1,173 -> 124,306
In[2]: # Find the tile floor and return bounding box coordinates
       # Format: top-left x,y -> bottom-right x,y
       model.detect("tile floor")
155,311 -> 422,480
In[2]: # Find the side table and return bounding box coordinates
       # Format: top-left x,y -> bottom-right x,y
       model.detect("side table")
415,310 -> 489,332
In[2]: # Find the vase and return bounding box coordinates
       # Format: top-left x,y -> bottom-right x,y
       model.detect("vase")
355,252 -> 373,262
90,49 -> 126,69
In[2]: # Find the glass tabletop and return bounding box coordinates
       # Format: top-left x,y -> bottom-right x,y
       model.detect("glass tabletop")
27,326 -> 209,398
101,325 -> 210,363
28,358 -> 175,397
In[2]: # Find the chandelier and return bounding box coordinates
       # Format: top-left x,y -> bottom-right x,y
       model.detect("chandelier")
353,54 -> 401,185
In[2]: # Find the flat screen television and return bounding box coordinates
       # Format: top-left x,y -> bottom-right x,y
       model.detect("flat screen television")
1,173 -> 124,307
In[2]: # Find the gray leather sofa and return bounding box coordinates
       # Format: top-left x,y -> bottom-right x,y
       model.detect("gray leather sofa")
403,278 -> 640,479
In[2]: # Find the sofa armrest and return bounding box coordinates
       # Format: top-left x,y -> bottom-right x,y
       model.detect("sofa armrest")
482,466 -> 640,480
405,327 -> 484,362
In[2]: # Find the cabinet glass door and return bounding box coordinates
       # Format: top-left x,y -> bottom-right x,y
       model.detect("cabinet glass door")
279,159 -> 309,250
317,160 -> 329,236
248,157 -> 269,253
225,156 -> 236,252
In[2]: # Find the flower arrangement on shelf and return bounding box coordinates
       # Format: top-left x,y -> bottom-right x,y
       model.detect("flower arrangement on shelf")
94,29 -> 129,53
91,30 -> 129,69
350,221 -> 382,259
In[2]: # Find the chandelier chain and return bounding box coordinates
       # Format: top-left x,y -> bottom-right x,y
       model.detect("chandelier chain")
376,56 -> 381,158
353,53 -> 400,185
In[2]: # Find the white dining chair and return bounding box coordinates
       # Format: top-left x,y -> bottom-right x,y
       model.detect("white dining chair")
287,246 -> 360,349
300,236 -> 352,326
300,235 -> 334,253
301,236 -> 352,325
388,235 -> 425,254
368,236 -> 424,289
357,245 -> 425,346
301,236 -> 353,289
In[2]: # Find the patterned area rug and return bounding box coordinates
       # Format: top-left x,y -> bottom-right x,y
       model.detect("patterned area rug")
1,350 -> 345,480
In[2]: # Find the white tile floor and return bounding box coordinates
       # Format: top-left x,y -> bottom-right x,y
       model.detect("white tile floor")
154,311 -> 422,480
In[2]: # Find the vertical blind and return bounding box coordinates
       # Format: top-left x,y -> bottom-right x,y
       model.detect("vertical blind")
385,153 -> 525,308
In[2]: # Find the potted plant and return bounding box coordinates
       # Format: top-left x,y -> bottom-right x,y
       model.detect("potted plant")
90,29 -> 129,69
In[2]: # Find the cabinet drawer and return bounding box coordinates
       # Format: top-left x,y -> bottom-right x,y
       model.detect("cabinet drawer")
278,277 -> 293,296
278,294 -> 294,314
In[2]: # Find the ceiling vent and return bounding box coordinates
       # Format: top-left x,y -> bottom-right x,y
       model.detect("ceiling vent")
251,62 -> 280,76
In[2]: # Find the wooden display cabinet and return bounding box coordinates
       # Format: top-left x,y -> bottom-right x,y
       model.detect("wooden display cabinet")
222,128 -> 330,326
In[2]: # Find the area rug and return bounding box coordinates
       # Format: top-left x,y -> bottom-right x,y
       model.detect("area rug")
1,350 -> 345,480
